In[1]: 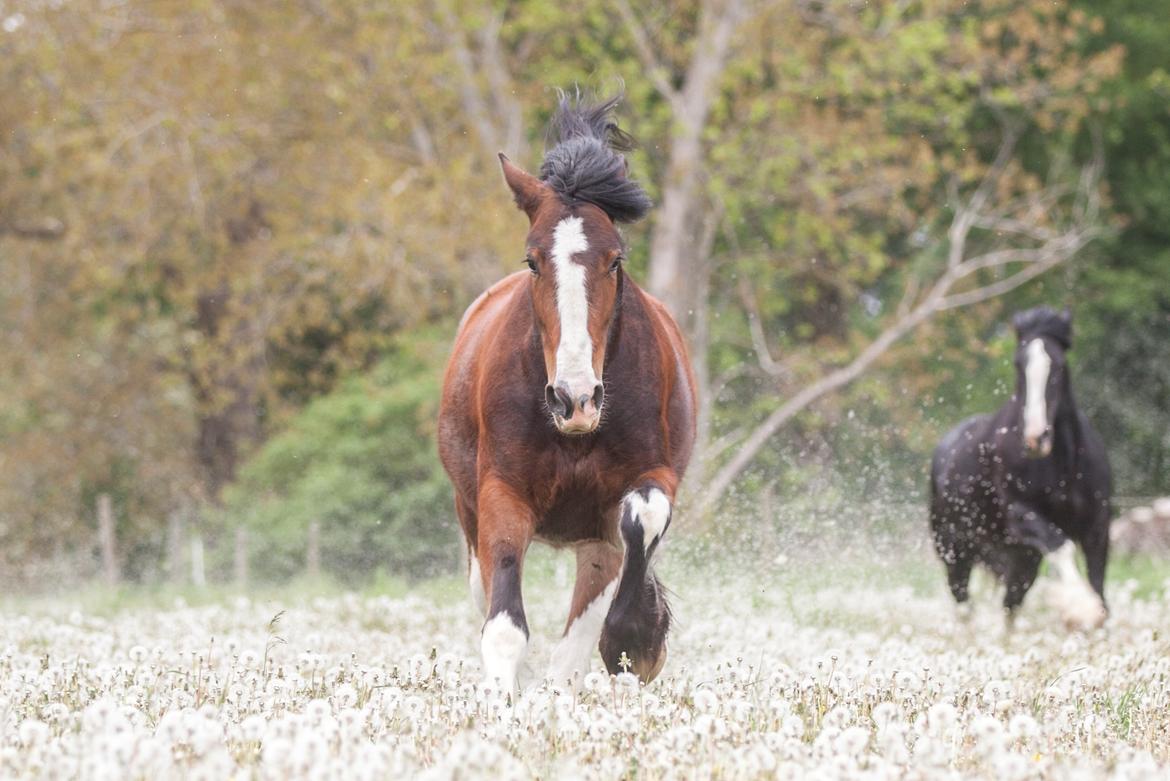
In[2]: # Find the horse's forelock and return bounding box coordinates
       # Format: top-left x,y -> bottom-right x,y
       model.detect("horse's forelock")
1013,306 -> 1072,349
539,90 -> 651,224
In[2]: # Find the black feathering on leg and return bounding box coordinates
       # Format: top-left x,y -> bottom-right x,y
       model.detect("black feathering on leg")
600,571 -> 671,681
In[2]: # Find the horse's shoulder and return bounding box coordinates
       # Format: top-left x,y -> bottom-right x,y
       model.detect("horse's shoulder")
936,414 -> 992,455
441,272 -> 530,444
456,271 -> 528,335
631,284 -> 697,401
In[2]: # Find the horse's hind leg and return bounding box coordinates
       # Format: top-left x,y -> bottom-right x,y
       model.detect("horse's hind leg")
475,478 -> 534,693
601,470 -> 676,682
945,556 -> 975,621
1082,519 -> 1110,607
931,507 -> 974,619
1002,547 -> 1042,626
455,494 -> 485,616
547,540 -> 622,687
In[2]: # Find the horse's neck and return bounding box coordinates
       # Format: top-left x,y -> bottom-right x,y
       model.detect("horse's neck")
603,270 -> 644,369
996,382 -> 1082,460
1052,388 -> 1082,461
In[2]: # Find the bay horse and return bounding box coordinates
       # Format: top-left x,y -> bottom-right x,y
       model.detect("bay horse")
438,93 -> 696,691
929,306 -> 1112,629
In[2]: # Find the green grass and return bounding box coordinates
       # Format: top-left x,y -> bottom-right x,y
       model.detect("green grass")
2,541 -> 1166,617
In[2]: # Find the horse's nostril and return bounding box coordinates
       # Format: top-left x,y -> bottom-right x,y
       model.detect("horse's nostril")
592,383 -> 605,411
547,383 -> 575,418
545,384 -> 566,417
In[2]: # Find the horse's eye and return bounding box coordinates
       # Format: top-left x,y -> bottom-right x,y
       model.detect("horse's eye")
609,255 -> 624,274
524,257 -> 538,275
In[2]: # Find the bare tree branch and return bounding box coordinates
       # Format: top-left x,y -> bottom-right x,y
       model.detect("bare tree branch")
948,120 -> 1020,268
612,0 -> 683,111
691,147 -> 1105,519
739,277 -> 790,379
0,218 -> 67,241
437,3 -> 521,159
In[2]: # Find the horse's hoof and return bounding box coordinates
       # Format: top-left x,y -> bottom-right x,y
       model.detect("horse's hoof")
1061,599 -> 1107,632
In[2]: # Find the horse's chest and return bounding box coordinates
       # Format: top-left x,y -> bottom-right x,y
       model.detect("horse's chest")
532,458 -> 622,545
1003,463 -> 1087,518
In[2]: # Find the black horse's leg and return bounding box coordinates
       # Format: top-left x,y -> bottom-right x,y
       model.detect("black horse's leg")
600,470 -> 676,682
1002,546 -> 1042,624
1082,520 -> 1110,607
1006,502 -> 1067,552
931,502 -> 975,619
1007,502 -> 1108,629
945,551 -> 973,603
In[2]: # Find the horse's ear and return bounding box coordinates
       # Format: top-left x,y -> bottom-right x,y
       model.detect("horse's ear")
1061,307 -> 1074,348
1011,311 -> 1027,339
499,153 -> 545,221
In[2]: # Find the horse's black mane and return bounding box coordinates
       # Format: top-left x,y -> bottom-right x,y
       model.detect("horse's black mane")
1013,306 -> 1072,348
539,91 -> 652,224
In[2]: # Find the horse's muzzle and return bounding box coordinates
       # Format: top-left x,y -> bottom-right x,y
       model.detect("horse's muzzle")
1024,429 -> 1053,458
546,380 -> 603,434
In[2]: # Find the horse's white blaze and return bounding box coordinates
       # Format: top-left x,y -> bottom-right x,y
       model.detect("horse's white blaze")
547,578 -> 619,686
550,217 -> 597,394
481,612 -> 527,690
1023,338 -> 1051,442
625,488 -> 671,552
468,553 -> 486,616
1048,541 -> 1106,630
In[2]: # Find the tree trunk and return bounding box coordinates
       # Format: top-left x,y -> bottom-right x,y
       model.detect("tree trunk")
645,0 -> 743,340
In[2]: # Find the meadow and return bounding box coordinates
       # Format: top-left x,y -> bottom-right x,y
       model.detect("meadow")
1,545 -> 1167,780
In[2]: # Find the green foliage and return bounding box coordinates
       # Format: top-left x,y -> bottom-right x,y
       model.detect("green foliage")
223,334 -> 456,584
2,0 -> 1167,587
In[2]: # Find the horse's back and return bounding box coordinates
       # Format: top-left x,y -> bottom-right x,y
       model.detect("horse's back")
931,413 -> 991,497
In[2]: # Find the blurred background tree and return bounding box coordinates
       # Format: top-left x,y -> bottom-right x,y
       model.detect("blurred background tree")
0,0 -> 1164,587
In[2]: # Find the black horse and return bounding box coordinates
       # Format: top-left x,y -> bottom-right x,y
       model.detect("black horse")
929,307 -> 1112,628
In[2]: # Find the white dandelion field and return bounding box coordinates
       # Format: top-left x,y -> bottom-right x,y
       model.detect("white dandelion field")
2,548 -> 1168,781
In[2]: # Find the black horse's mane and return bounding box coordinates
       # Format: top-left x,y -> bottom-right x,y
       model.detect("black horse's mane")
539,91 -> 652,224
1013,306 -> 1072,348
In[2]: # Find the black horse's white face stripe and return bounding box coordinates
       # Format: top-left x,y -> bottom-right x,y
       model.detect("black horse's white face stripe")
1023,338 -> 1052,444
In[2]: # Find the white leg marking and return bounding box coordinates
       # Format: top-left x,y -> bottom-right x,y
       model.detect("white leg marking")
547,578 -> 619,686
1048,541 -> 1106,630
481,613 -> 527,691
624,488 -> 672,553
468,553 -> 486,616
1023,338 -> 1051,443
550,217 -> 598,390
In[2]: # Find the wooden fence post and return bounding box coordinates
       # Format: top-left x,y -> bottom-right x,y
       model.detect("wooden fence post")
307,520 -> 321,579
191,534 -> 206,587
165,509 -> 186,584
96,493 -> 119,586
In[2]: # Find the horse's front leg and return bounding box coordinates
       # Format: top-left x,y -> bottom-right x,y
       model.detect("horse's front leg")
547,540 -> 622,687
475,477 -> 534,693
600,469 -> 676,682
